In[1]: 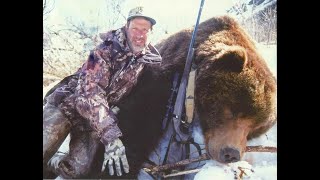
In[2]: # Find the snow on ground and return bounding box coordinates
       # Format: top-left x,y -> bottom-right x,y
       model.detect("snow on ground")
257,43 -> 277,78
194,123 -> 277,180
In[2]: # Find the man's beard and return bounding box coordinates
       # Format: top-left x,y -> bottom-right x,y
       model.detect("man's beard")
127,39 -> 146,53
131,43 -> 145,53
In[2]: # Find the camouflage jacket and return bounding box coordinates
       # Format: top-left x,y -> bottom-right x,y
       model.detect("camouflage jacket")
55,26 -> 162,145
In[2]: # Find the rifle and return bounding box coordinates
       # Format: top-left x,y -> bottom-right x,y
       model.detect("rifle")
162,72 -> 180,130
145,2 -> 206,177
172,0 -> 205,142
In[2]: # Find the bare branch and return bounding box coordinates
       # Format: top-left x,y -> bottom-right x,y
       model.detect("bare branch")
163,168 -> 201,178
43,0 -> 47,12
65,19 -> 95,41
245,145 -> 277,152
143,154 -> 208,174
43,48 -> 74,51
143,146 -> 277,175
43,0 -> 55,17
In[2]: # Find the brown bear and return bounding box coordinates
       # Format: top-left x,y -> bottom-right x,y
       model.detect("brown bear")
43,15 -> 276,179
153,15 -> 277,164
114,15 -> 277,178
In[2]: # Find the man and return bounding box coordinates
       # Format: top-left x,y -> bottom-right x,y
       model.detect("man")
43,6 -> 162,179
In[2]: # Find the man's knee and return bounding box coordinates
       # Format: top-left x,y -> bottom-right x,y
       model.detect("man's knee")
56,148 -> 103,178
43,103 -> 71,167
58,133 -> 103,178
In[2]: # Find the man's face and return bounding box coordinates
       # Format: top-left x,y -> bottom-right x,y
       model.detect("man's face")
126,17 -> 152,53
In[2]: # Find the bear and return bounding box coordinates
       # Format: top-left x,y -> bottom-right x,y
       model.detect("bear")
114,15 -> 277,177
43,15 -> 276,179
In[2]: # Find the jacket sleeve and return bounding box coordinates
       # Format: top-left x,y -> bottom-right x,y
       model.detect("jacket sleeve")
74,44 -> 122,145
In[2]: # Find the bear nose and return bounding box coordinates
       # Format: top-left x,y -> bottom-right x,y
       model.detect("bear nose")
219,147 -> 240,163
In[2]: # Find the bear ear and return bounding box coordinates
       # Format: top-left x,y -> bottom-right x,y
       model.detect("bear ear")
214,46 -> 247,73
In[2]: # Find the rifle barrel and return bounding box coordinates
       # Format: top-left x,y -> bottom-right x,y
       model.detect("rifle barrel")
173,0 -> 205,120
172,0 -> 205,141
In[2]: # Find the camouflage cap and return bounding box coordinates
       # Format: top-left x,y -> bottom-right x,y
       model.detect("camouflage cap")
127,6 -> 156,25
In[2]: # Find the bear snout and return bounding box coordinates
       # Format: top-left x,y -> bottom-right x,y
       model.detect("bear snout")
219,147 -> 240,163
207,138 -> 242,164
205,119 -> 252,164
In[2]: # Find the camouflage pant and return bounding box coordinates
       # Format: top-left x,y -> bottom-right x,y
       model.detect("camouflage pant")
43,92 -> 104,179
53,125 -> 104,179
43,92 -> 71,178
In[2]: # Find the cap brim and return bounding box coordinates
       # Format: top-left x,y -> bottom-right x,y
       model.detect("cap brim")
128,15 -> 156,25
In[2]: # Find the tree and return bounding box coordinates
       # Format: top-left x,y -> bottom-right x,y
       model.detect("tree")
227,0 -> 277,44
43,0 -> 127,90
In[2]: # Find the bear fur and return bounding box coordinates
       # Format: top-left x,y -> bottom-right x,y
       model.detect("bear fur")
44,15 -> 276,179
113,15 -> 276,177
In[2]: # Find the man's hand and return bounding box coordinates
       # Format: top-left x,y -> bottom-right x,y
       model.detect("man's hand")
101,138 -> 129,176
